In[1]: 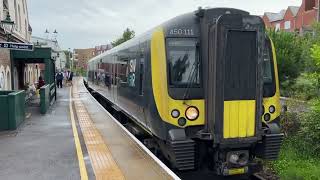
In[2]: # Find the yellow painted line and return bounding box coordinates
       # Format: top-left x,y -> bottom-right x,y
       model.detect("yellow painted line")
72,81 -> 125,180
69,87 -> 89,180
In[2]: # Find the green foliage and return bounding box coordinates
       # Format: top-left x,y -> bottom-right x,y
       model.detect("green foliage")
272,139 -> 320,180
311,44 -> 320,66
269,22 -> 320,98
111,28 -> 135,47
75,67 -> 86,77
280,111 -> 300,137
273,99 -> 320,179
291,73 -> 319,100
298,99 -> 320,154
268,30 -> 305,85
270,23 -> 320,179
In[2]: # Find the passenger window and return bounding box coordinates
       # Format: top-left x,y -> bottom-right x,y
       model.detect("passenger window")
118,56 -> 129,85
128,59 -> 136,87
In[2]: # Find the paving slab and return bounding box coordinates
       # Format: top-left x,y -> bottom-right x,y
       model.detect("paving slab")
0,87 -> 80,180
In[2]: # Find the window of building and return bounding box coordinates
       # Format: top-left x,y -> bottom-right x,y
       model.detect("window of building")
3,0 -> 9,19
18,5 -> 22,32
14,0 -> 18,31
284,21 -> 291,30
305,0 -> 316,11
275,23 -> 281,31
25,19 -> 28,38
22,0 -> 26,14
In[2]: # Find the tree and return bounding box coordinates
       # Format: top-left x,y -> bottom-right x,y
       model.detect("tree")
268,30 -> 305,86
111,28 -> 135,47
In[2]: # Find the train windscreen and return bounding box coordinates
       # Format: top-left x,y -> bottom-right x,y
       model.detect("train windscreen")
167,38 -> 200,88
263,38 -> 276,97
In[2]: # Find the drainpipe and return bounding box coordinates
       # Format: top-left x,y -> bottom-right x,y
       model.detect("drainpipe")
318,0 -> 320,22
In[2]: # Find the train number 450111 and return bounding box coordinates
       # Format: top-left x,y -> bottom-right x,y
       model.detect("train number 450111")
169,28 -> 194,36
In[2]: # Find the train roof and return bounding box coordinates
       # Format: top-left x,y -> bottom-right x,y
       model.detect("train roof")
88,7 -> 251,64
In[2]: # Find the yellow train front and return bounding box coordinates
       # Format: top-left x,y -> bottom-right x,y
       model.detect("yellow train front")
87,7 -> 283,176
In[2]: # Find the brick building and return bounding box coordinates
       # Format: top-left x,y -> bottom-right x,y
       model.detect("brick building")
263,0 -> 320,33
0,0 -> 33,90
74,48 -> 95,70
94,44 -> 112,56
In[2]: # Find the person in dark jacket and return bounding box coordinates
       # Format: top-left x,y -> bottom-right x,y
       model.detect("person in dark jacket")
37,76 -> 45,89
56,71 -> 64,88
68,71 -> 73,85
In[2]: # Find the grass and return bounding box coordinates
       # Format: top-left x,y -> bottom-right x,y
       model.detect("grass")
271,139 -> 320,180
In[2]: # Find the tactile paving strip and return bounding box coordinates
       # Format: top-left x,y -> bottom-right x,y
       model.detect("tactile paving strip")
72,82 -> 125,180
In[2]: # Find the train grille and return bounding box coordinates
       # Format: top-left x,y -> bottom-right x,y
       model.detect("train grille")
170,140 -> 196,170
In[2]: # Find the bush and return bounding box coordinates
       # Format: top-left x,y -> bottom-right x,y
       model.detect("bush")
298,99 -> 320,155
268,30 -> 306,86
291,73 -> 319,100
280,111 -> 300,137
272,139 -> 320,180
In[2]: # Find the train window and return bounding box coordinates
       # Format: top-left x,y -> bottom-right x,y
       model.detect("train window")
263,41 -> 273,84
263,38 -> 276,97
127,59 -> 136,87
167,38 -> 200,87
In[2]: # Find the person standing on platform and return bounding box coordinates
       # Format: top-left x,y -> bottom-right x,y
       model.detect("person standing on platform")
68,71 -> 74,86
37,76 -> 45,89
56,71 -> 64,88
64,70 -> 68,85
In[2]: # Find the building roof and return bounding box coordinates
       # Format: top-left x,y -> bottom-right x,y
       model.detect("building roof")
265,10 -> 286,22
288,6 -> 300,17
31,36 -> 61,52
28,24 -> 32,32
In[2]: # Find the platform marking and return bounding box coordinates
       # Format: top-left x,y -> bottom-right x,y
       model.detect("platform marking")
82,80 -> 181,180
69,88 -> 89,180
72,83 -> 125,180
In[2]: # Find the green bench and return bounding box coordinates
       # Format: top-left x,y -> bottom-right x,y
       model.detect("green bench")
0,90 -> 26,130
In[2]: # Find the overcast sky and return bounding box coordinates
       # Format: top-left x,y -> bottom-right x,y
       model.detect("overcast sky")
27,0 -> 301,50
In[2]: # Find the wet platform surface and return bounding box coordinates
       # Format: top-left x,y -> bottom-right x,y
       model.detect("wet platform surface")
0,78 -> 178,180
0,87 -> 80,180
73,78 -> 177,180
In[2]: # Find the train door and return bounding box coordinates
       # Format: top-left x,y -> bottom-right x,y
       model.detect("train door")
206,14 -> 264,143
113,55 -> 118,104
137,51 -> 147,126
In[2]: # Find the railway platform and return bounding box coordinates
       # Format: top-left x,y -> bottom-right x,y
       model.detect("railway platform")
0,77 -> 178,180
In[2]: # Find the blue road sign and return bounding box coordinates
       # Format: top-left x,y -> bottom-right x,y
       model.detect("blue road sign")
0,42 -> 34,51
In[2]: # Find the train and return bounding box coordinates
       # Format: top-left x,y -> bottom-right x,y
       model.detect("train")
85,7 -> 283,176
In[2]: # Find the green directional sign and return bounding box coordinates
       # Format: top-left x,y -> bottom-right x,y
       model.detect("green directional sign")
0,42 -> 34,51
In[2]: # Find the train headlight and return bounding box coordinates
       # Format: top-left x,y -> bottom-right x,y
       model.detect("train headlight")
171,109 -> 180,118
185,106 -> 199,120
269,105 -> 275,114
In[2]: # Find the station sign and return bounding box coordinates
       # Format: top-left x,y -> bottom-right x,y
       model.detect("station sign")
0,42 -> 34,51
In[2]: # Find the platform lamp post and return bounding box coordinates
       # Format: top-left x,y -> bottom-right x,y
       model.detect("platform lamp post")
68,48 -> 73,72
1,12 -> 15,41
53,29 -> 58,41
1,12 -> 15,90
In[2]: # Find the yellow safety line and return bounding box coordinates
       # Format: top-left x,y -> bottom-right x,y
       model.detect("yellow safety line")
69,87 -> 89,180
73,81 -> 125,180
